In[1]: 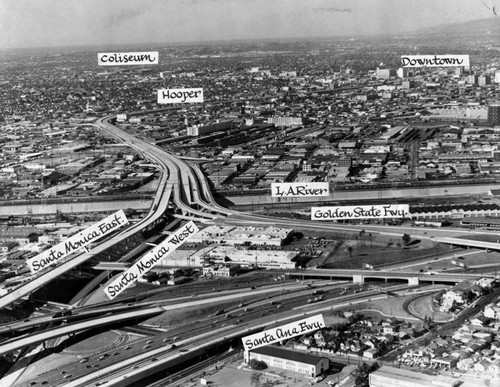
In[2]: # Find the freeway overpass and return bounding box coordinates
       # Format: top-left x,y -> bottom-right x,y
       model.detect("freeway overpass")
0,302 -> 155,336
0,282 -> 312,355
92,262 -> 131,271
0,199 -> 151,216
97,116 -> 230,219
41,286 -> 408,387
433,236 -> 500,251
227,213 -> 500,254
0,162 -> 174,310
287,269 -> 493,285
5,109 -> 495,311
0,103 -> 237,310
0,306 -> 165,356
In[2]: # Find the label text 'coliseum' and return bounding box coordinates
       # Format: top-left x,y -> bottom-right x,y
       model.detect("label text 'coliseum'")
98,51 -> 159,65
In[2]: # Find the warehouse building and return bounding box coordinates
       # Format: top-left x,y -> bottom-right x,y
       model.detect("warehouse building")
369,366 -> 459,387
245,346 -> 329,377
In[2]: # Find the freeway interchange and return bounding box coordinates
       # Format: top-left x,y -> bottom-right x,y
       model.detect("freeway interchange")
1,112 -> 498,386
9,281 -> 419,387
0,111 -> 497,312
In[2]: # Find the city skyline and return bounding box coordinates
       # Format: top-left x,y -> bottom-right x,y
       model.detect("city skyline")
0,0 -> 498,49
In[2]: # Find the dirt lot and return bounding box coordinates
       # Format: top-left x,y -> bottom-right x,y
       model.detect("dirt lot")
187,357 -> 337,387
320,239 -> 449,269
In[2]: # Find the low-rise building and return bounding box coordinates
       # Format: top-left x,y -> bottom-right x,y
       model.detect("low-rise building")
0,242 -> 18,253
245,346 -> 329,377
202,265 -> 237,277
369,366 -> 460,387
204,246 -> 297,269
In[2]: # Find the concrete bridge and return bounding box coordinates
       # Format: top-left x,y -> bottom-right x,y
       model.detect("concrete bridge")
286,269 -> 492,285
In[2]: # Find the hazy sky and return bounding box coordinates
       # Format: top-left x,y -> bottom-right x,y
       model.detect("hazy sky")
0,0 -> 497,49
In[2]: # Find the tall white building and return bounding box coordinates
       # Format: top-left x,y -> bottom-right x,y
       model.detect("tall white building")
186,120 -> 232,136
267,116 -> 303,126
494,70 -> 500,84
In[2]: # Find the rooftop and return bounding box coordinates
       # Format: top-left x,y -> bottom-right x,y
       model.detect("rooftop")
370,366 -> 459,387
251,345 -> 327,365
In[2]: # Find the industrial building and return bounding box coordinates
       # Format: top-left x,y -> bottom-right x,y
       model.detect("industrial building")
202,265 -> 237,277
488,102 -> 500,127
203,246 -> 297,269
190,225 -> 293,246
369,366 -> 459,387
410,203 -> 500,220
267,116 -> 303,126
245,346 -> 329,377
186,120 -> 232,136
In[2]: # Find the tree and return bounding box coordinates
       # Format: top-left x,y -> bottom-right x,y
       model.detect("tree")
359,230 -> 366,246
250,372 -> 261,387
249,359 -> 267,370
347,246 -> 353,257
145,272 -> 159,282
354,362 -> 371,386
402,233 -> 411,246
423,315 -> 435,331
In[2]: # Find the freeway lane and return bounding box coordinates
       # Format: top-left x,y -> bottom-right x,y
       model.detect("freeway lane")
287,268 -> 491,284
53,285 -> 415,387
0,307 -> 165,356
9,282 -> 379,386
224,213 -> 500,252
97,116 -> 229,219
7,107 -> 500,383
0,281 -> 331,355
4,110 -> 495,310
0,109 -> 231,311
0,142 -> 175,310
